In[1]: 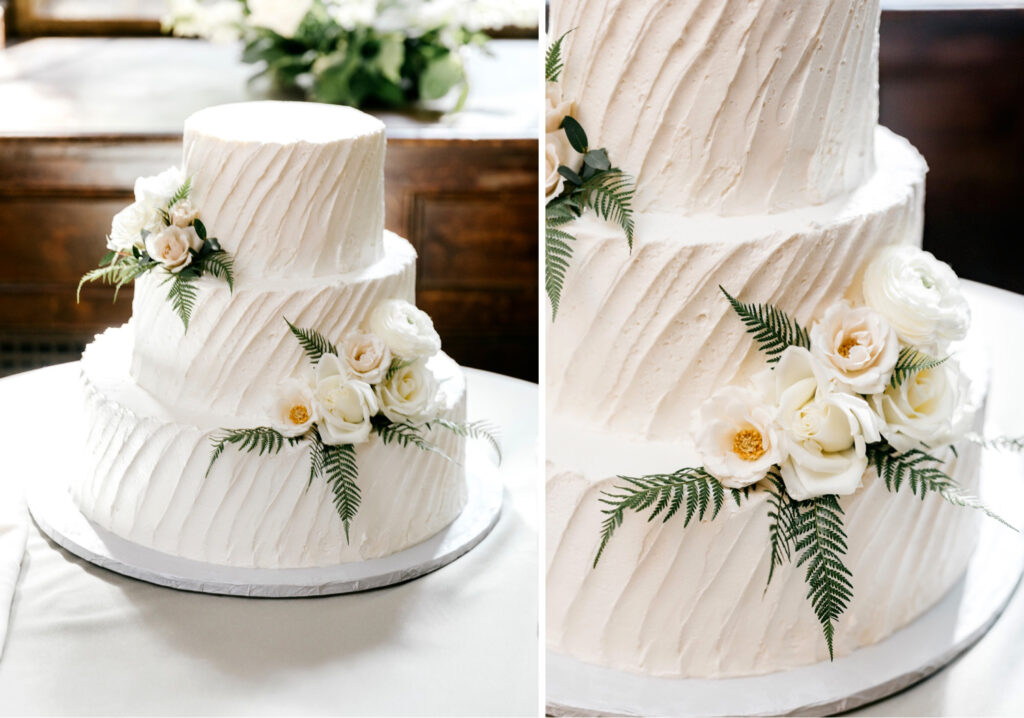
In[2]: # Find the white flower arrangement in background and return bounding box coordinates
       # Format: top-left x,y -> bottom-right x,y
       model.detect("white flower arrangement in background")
208,302 -> 500,540
164,0 -> 536,111
78,167 -> 235,331
593,243 -> 1017,662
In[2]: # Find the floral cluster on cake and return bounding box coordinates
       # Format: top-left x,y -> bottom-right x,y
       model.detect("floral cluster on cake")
78,167 -> 234,330
595,244 -> 1016,658
208,300 -> 499,539
165,0 -> 536,110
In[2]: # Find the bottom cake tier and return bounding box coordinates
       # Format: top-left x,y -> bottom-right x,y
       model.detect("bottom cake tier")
546,343 -> 988,679
71,325 -> 468,569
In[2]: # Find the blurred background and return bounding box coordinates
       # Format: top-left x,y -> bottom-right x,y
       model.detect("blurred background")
0,0 -> 539,380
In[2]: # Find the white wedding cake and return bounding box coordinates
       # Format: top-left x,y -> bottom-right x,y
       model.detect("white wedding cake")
546,0 -> 989,677
72,101 -> 471,569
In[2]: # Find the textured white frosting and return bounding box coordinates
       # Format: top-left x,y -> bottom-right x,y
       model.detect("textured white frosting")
74,326 -> 468,569
131,232 -> 416,417
546,348 -> 988,677
549,0 -> 879,215
183,101 -> 386,279
548,127 -> 926,442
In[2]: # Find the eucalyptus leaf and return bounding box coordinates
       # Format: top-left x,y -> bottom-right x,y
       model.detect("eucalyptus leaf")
558,166 -> 583,186
560,116 -> 588,153
584,148 -> 611,171
375,33 -> 405,83
419,53 -> 463,101
193,218 -> 207,241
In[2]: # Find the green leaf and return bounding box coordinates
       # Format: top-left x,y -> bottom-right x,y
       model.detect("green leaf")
375,33 -> 405,83
890,346 -> 948,389
794,495 -> 853,661
557,165 -> 583,186
307,425 -> 327,489
164,272 -> 198,331
545,29 -> 573,82
594,467 -> 744,567
425,419 -> 502,465
77,256 -> 152,303
560,116 -> 588,153
168,176 -> 192,208
545,198 -> 579,319
765,467 -> 799,589
579,168 -> 636,249
207,427 -> 289,477
419,52 -> 464,101
323,442 -> 361,543
374,420 -> 451,461
384,357 -> 415,383
197,250 -> 235,292
720,286 -> 811,363
193,218 -> 207,241
583,148 -> 611,171
284,318 -> 338,364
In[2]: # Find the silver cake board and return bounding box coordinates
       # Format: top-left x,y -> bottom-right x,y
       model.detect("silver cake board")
547,450 -> 1024,717
27,456 -> 503,598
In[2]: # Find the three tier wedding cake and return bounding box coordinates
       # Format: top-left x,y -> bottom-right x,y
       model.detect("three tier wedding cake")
546,0 -> 995,677
74,101 -> 482,569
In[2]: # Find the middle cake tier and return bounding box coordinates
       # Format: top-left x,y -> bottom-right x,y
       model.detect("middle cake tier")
131,232 -> 416,417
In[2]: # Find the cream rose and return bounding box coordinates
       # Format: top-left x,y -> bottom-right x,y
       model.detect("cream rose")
545,82 -> 574,134
870,361 -> 960,453
545,132 -> 582,199
862,245 -> 970,348
271,379 -> 317,437
695,386 -> 785,489
369,299 -> 442,360
134,166 -> 185,207
169,198 -> 201,228
772,347 -> 882,500
341,332 -> 391,384
314,354 -> 378,445
108,200 -> 161,252
145,226 -> 196,273
809,301 -> 899,395
247,0 -> 313,37
376,360 -> 439,424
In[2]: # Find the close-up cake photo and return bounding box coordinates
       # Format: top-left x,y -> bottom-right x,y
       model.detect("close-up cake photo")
544,0 -> 1024,716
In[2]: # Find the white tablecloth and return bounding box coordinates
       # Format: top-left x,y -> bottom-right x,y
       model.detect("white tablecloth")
0,366 -> 538,717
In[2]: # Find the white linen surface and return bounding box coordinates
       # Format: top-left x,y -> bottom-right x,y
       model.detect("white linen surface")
0,367 -> 538,716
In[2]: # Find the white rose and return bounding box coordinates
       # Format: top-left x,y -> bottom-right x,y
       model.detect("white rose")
809,301 -> 899,395
870,362 -> 960,453
314,353 -> 378,445
341,332 -> 391,384
247,0 -> 313,37
376,360 -> 439,424
694,386 -> 786,489
545,82 -> 574,134
134,166 -> 185,207
545,132 -> 582,199
862,245 -> 970,348
369,299 -> 442,360
271,378 -> 316,437
108,200 -> 161,252
145,226 -> 197,273
169,198 -> 201,228
772,347 -> 882,500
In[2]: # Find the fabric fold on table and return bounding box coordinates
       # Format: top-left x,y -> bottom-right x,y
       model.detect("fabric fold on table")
0,476 -> 27,661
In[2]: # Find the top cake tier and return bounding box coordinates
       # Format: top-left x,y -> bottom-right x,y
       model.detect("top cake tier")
183,101 -> 386,279
549,0 -> 880,216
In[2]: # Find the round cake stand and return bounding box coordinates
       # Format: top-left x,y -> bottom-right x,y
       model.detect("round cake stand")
546,450 -> 1024,717
27,453 -> 503,598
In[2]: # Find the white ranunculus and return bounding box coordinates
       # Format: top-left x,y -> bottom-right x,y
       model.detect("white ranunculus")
545,82 -> 574,134
772,347 -> 882,500
694,386 -> 785,489
862,245 -> 970,348
145,226 -> 196,273
247,0 -> 313,37
545,132 -> 582,199
271,378 -> 317,437
134,166 -> 185,208
809,301 -> 899,395
369,299 -> 442,360
376,360 -> 439,424
341,332 -> 391,385
108,200 -> 161,252
169,198 -> 201,228
870,361 -> 961,453
314,353 -> 378,445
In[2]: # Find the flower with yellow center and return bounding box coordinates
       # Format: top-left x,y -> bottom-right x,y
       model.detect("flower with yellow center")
271,378 -> 316,437
695,386 -> 785,489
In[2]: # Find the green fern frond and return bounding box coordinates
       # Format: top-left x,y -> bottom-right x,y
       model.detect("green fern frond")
374,421 -> 450,460
323,442 -> 360,542
794,494 -> 853,661
77,257 -> 151,303
165,272 -> 198,330
866,441 -> 1014,529
197,250 -> 235,292
284,318 -> 337,364
545,29 -> 572,82
720,286 -> 811,363
545,199 -> 579,319
890,347 -> 947,388
384,358 -> 415,383
968,433 -> 1024,452
207,426 -> 288,476
426,418 -> 502,464
168,176 -> 192,208
307,426 -> 327,489
579,169 -> 636,249
594,468 -> 744,567
765,467 -> 799,589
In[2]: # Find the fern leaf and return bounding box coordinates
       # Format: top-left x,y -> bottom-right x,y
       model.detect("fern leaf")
284,318 -> 337,364
165,273 -> 198,330
545,29 -> 572,82
866,441 -> 1014,529
77,257 -> 151,303
307,426 -> 327,489
207,426 -> 288,476
967,433 -> 1024,452
794,495 -> 853,660
720,286 -> 811,363
384,358 -> 415,383
168,176 -> 192,208
427,419 -> 502,464
546,199 -> 579,319
323,442 -> 360,542
374,421 -> 451,461
765,467 -> 799,589
197,250 -> 235,292
890,347 -> 947,388
593,468 -> 742,567
579,169 -> 636,249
